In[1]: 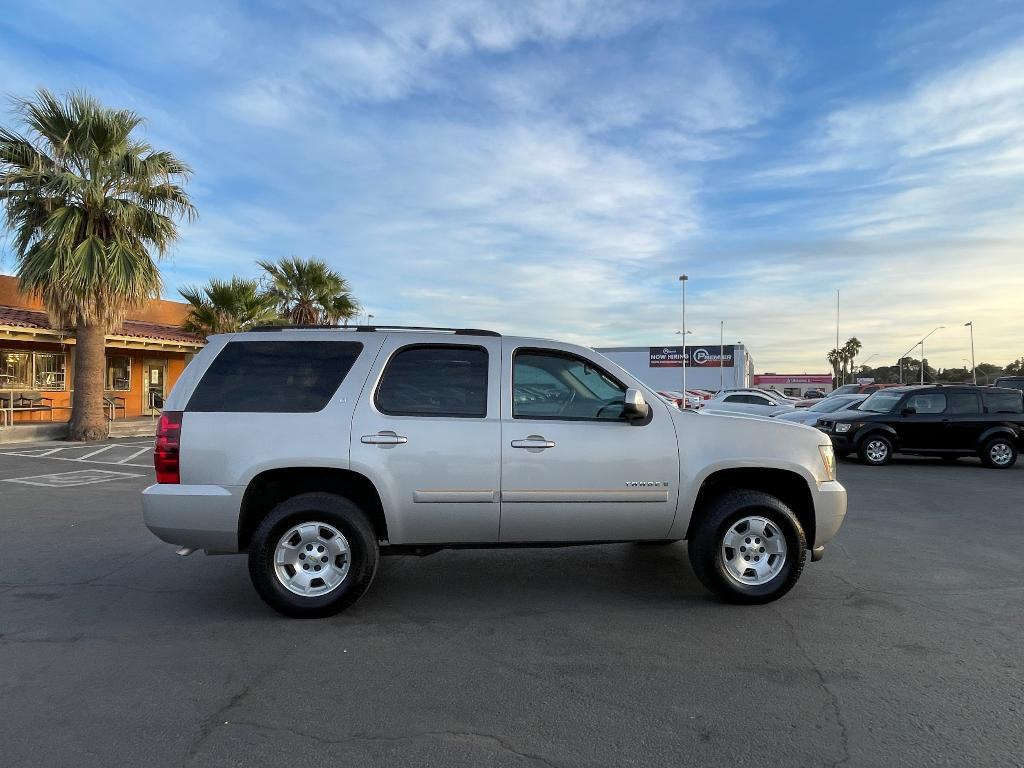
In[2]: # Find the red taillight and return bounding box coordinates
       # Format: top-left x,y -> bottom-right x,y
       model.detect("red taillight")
154,411 -> 183,484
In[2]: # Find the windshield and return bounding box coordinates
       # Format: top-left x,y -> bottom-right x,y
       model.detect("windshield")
830,384 -> 860,396
859,390 -> 903,414
808,396 -> 858,413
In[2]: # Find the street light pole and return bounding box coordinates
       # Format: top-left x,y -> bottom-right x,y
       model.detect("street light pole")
919,326 -> 944,385
965,321 -> 976,385
679,275 -> 688,403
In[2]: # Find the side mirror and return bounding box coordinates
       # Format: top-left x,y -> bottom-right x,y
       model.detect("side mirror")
902,406 -> 917,416
769,401 -> 777,407
623,388 -> 650,421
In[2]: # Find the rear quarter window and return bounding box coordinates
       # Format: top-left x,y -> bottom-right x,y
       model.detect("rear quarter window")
186,340 -> 362,413
983,391 -> 1024,414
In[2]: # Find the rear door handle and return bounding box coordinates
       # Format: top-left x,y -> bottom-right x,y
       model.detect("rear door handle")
361,431 -> 408,445
511,436 -> 555,449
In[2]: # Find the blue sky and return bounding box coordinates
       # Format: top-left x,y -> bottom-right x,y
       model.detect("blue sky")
1,0 -> 1023,371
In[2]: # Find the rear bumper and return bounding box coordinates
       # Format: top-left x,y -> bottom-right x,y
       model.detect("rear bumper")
142,484 -> 244,554
811,480 -> 847,549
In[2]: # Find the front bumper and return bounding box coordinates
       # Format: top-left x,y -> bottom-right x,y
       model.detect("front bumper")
142,484 -> 244,554
811,480 -> 847,549
826,431 -> 857,455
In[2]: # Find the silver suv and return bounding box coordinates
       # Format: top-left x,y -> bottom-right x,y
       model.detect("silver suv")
143,326 -> 847,617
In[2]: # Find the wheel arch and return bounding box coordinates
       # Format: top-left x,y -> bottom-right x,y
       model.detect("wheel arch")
976,426 -> 1019,449
238,467 -> 388,551
854,424 -> 899,451
685,467 -> 815,550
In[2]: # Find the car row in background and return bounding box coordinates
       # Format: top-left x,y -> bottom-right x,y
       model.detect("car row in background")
656,389 -> 712,409
774,393 -> 867,426
701,388 -> 798,417
818,385 -> 1023,469
794,382 -> 902,408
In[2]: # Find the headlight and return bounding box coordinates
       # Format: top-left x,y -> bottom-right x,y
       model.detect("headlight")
819,444 -> 836,481
834,422 -> 853,433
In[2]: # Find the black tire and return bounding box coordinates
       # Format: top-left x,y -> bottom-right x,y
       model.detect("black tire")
687,490 -> 807,604
980,437 -> 1018,469
858,433 -> 893,466
248,493 -> 380,618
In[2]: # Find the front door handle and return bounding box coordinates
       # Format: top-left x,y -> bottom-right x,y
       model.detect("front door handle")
511,435 -> 555,450
361,431 -> 408,445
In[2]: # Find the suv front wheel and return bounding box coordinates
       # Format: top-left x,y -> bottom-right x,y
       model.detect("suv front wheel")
248,493 -> 380,618
858,434 -> 893,466
688,490 -> 807,604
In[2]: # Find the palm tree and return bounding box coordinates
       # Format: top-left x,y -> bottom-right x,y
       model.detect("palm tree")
257,256 -> 358,325
841,337 -> 862,384
0,89 -> 195,441
827,348 -> 843,386
327,293 -> 361,326
180,277 -> 279,337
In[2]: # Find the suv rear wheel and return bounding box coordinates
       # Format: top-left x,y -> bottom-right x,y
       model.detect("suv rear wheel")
981,437 -> 1018,469
858,434 -> 893,466
248,493 -> 379,618
687,490 -> 807,604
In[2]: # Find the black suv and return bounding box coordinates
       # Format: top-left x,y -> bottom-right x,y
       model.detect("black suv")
819,385 -> 1023,468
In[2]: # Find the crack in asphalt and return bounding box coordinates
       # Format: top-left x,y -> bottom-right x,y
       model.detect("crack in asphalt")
774,609 -> 851,768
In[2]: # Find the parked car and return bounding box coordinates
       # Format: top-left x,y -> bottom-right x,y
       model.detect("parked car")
657,389 -> 703,409
703,389 -> 798,418
774,394 -> 867,426
143,326 -> 847,617
993,376 -> 1024,395
818,385 -> 1023,468
802,389 -> 826,399
796,382 -> 900,407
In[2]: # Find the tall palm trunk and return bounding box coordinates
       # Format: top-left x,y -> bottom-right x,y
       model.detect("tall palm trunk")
69,322 -> 108,442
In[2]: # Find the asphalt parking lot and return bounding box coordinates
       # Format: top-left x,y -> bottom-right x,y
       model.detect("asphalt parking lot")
1,441 -> 1022,767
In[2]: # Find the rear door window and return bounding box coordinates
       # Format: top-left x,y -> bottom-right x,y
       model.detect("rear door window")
946,392 -> 981,415
905,393 -> 947,414
983,391 -> 1024,414
375,345 -> 488,418
186,341 -> 362,413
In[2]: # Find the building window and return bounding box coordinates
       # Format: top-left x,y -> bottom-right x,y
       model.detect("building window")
106,355 -> 132,391
1,351 -> 32,388
33,353 -> 66,391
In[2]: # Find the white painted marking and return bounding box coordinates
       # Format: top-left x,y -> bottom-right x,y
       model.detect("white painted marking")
0,442 -> 154,468
75,445 -> 117,460
116,447 -> 152,464
3,469 -> 144,487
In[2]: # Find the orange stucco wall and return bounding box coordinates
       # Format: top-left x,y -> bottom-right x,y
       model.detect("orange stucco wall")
1,339 -> 192,423
0,274 -> 190,325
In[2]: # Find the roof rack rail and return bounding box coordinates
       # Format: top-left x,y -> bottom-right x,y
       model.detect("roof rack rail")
248,324 -> 500,337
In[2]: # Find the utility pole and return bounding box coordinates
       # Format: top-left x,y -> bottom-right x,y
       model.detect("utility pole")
965,321 -> 976,384
679,275 -> 688,404
919,326 -> 944,385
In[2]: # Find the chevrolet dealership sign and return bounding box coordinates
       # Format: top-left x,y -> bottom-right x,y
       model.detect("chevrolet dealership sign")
649,345 -> 735,368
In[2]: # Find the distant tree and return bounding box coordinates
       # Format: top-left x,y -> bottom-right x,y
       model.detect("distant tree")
1005,357 -> 1024,376
257,256 -> 357,325
827,348 -> 843,386
0,89 -> 194,441
973,363 -> 1003,384
180,277 -> 278,336
841,337 -> 862,383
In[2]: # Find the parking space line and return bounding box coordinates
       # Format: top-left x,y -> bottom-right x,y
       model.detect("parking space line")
75,445 -> 118,460
116,447 -> 152,464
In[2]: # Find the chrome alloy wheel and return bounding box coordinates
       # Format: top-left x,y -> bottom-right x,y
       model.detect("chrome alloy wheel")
274,522 -> 351,597
865,439 -> 889,463
721,516 -> 787,586
990,442 -> 1013,466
